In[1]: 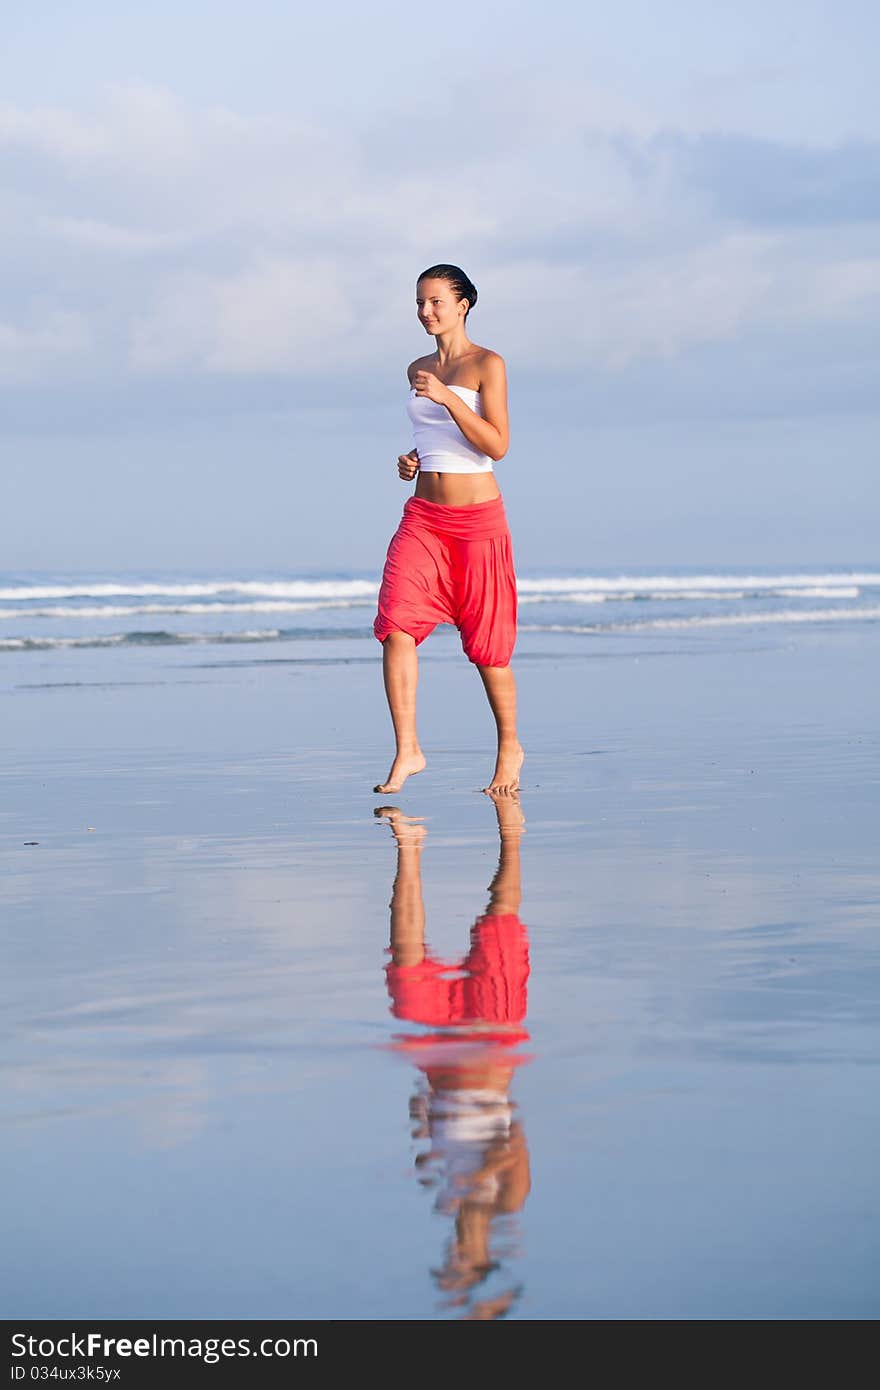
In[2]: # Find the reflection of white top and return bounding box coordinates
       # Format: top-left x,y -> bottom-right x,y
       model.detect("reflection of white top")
407,386 -> 494,474
429,1088 -> 513,1210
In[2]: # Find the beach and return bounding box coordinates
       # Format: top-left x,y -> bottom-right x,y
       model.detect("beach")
2,578 -> 879,1319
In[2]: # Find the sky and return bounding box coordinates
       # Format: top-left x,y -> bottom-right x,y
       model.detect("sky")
1,0 -> 878,573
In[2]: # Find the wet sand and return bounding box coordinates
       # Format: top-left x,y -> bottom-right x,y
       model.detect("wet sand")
2,626 -> 879,1318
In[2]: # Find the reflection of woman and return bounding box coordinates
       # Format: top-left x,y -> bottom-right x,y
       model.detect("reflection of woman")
373,264 -> 524,797
378,794 -> 531,1319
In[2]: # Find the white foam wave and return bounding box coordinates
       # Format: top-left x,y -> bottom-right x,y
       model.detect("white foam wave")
515,573 -> 879,595
2,586 -> 862,620
775,587 -> 859,598
0,629 -> 284,651
0,572 -> 877,604
522,605 -> 880,635
519,591 -> 613,605
0,599 -> 374,620
3,601 -> 878,652
519,589 -> 756,604
0,634 -> 127,650
518,585 -> 863,606
0,579 -> 380,602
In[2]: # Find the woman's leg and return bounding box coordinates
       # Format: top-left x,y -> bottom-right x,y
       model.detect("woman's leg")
374,631 -> 427,794
476,664 -> 524,795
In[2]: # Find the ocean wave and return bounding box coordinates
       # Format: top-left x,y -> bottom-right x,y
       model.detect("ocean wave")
3,603 -> 878,653
1,581 -> 870,621
514,573 -> 879,595
0,629 -> 285,651
521,605 -> 880,635
0,599 -> 375,620
0,626 -> 380,652
774,587 -> 860,599
0,572 -> 877,605
517,589 -> 758,604
0,579 -> 379,602
513,584 -> 864,606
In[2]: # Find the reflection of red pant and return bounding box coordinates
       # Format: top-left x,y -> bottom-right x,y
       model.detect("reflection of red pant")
385,913 -> 529,1030
374,496 -> 517,667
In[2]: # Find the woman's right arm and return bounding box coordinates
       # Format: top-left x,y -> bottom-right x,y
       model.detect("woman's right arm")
398,449 -> 419,481
398,360 -> 421,479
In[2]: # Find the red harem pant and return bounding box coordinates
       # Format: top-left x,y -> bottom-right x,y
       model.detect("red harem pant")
373,495 -> 517,668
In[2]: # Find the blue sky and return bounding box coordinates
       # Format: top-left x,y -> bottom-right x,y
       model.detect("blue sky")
1,1 -> 877,572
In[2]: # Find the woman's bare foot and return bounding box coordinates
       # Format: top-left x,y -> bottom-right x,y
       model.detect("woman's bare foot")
483,743 -> 524,796
374,749 -> 426,795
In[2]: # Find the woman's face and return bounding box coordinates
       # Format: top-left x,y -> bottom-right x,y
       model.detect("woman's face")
416,278 -> 466,334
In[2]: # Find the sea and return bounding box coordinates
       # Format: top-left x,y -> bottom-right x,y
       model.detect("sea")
1,564 -> 878,657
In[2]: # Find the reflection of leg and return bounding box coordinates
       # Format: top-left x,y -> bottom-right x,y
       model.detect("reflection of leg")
476,664 -> 524,795
375,806 -> 427,968
485,791 -> 524,917
375,632 -> 427,793
434,1204 -> 494,1296
488,787 -> 526,837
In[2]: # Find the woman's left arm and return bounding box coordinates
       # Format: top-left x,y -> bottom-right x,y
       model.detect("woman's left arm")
412,354 -> 510,461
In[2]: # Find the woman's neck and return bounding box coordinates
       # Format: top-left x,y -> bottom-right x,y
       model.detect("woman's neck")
433,327 -> 474,367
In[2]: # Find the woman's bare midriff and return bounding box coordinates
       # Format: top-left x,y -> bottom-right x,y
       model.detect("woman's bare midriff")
414,472 -> 501,506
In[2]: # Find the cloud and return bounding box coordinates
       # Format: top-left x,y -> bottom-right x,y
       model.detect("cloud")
0,309 -> 93,384
0,100 -> 107,163
0,81 -> 878,388
657,131 -> 880,226
131,256 -> 357,373
42,216 -> 188,255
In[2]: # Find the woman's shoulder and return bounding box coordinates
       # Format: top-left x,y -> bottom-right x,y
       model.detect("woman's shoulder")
406,354 -> 434,385
478,353 -> 503,380
473,348 -> 506,389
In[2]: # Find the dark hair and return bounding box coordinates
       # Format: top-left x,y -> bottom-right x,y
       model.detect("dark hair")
417,264 -> 478,318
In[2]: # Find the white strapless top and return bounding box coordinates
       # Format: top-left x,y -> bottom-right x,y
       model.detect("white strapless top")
406,385 -> 494,474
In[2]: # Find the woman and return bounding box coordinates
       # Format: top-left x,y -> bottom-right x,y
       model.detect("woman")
373,264 -> 524,796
